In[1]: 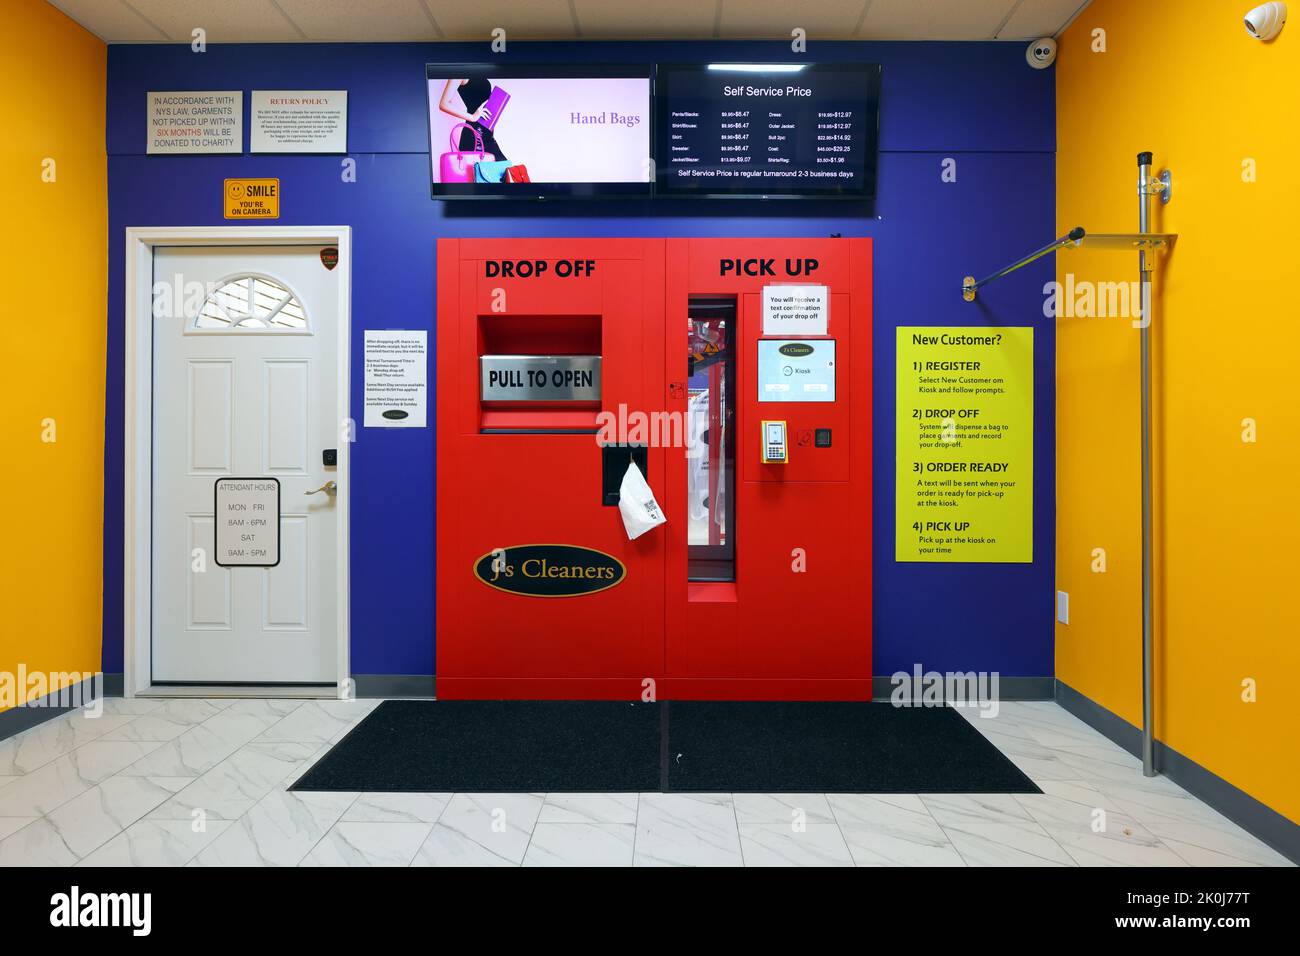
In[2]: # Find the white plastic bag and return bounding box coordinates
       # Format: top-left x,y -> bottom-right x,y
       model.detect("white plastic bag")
618,460 -> 666,540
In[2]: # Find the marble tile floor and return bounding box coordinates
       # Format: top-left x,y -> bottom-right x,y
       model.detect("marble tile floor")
0,697 -> 1291,867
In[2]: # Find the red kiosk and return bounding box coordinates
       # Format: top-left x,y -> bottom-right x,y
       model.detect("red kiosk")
435,237 -> 872,699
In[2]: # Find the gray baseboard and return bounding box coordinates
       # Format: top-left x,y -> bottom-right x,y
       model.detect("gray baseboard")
1055,679 -> 1299,865
352,674 -> 436,698
354,675 -> 1049,702
872,675 -> 1054,701
39,673 -> 1049,706
0,674 -> 115,744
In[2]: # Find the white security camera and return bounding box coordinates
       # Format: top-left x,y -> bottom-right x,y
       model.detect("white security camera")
1026,37 -> 1057,69
1244,2 -> 1286,39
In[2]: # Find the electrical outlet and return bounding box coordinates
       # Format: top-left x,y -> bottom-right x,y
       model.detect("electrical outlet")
1056,590 -> 1069,625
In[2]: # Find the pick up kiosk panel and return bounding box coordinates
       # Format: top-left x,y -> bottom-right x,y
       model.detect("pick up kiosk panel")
436,238 -> 872,699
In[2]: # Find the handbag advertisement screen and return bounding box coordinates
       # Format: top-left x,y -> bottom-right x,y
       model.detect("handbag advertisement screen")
427,64 -> 652,198
655,63 -> 881,199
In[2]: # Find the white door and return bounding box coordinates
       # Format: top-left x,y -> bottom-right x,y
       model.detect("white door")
151,245 -> 341,684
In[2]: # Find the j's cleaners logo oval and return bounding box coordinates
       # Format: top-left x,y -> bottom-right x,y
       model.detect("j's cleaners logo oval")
473,544 -> 626,597
778,343 -> 815,357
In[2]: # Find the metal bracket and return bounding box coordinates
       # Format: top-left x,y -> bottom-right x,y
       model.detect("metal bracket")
1078,233 -> 1176,254
1143,169 -> 1172,204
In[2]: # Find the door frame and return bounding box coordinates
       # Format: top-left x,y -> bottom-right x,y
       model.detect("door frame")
123,226 -> 352,698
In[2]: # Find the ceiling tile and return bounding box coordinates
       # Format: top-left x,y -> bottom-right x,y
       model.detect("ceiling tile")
997,0 -> 1090,38
718,0 -> 867,39
46,0 -> 169,42
429,0 -> 577,40
276,0 -> 439,41
125,0 -> 306,42
574,0 -> 718,40
47,0 -> 1095,44
858,0 -> 1018,40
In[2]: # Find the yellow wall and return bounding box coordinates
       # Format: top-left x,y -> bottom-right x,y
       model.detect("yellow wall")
1056,0 -> 1298,822
0,0 -> 107,711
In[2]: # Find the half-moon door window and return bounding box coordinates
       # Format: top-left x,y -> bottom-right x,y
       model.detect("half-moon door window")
194,275 -> 308,331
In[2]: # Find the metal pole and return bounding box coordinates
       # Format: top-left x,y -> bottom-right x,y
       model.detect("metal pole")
963,227 -> 1085,301
1137,151 -> 1156,776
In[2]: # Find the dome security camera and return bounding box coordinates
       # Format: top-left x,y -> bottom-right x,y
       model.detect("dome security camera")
1245,2 -> 1287,39
1026,37 -> 1057,69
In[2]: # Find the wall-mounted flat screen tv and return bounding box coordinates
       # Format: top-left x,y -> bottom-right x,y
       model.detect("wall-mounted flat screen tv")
426,64 -> 653,198
655,63 -> 882,200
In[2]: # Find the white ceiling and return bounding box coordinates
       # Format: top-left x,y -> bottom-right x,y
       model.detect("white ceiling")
47,0 -> 1092,43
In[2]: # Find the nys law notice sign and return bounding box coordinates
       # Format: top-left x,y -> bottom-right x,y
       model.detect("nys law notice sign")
146,91 -> 242,154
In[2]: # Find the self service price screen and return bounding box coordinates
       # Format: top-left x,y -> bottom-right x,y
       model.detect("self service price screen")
656,63 -> 879,197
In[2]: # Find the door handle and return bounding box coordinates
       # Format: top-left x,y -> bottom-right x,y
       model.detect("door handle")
305,481 -> 337,497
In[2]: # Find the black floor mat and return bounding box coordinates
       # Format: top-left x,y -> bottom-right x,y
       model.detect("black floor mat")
665,701 -> 1038,792
291,700 -> 660,792
291,699 -> 1038,794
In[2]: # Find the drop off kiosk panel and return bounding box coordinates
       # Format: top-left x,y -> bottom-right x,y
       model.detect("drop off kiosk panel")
436,238 -> 872,699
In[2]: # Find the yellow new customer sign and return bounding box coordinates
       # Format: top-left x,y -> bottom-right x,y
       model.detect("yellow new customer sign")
223,178 -> 279,219
896,326 -> 1034,563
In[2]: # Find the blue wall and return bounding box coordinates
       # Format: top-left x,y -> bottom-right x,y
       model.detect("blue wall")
103,41 -> 1056,680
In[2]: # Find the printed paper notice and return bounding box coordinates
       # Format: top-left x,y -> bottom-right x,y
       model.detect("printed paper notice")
896,327 -> 1033,563
365,331 -> 427,428
147,91 -> 242,154
251,91 -> 348,153
763,285 -> 828,336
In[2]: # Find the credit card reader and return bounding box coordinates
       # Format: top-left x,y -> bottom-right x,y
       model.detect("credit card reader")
761,420 -> 788,464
